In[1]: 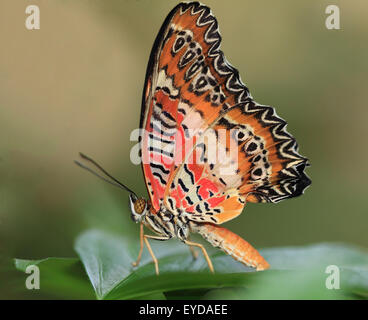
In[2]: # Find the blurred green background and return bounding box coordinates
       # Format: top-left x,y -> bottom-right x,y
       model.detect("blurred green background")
0,0 -> 367,298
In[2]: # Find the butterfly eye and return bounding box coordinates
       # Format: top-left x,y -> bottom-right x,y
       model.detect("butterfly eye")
134,198 -> 146,214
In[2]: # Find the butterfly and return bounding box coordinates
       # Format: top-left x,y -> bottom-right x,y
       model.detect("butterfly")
76,2 -> 311,275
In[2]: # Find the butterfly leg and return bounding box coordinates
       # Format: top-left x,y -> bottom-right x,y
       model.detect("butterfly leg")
188,244 -> 199,259
144,234 -> 170,275
143,236 -> 159,275
132,223 -> 144,267
184,240 -> 214,273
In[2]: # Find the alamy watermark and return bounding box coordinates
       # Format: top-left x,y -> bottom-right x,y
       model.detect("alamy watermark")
130,127 -> 244,175
25,265 -> 40,290
325,265 -> 340,290
325,5 -> 340,30
25,5 -> 40,30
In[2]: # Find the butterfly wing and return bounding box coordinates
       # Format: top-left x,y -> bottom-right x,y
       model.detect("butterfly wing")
140,2 -> 310,217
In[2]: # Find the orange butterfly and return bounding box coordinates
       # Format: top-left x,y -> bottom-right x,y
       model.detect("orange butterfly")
77,2 -> 310,275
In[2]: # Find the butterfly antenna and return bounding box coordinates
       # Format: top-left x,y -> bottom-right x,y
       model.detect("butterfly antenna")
74,152 -> 138,198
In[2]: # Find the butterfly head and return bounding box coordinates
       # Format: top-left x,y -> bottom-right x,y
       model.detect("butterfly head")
129,194 -> 147,223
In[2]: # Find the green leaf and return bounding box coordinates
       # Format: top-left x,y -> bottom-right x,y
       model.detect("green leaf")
74,229 -> 368,300
14,229 -> 368,299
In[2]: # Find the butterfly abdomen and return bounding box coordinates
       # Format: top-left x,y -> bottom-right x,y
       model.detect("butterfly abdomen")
191,222 -> 270,271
